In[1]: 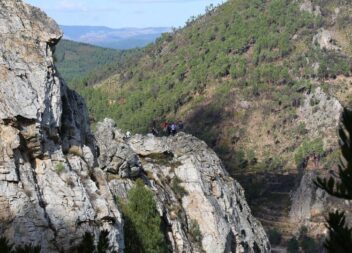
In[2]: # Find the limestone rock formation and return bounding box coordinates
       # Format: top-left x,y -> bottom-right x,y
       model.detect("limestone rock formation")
289,169 -> 352,238
313,29 -> 340,51
299,0 -> 321,16
0,0 -> 123,252
95,119 -> 142,178
96,120 -> 271,253
289,171 -> 327,236
298,87 -> 343,139
291,88 -> 347,238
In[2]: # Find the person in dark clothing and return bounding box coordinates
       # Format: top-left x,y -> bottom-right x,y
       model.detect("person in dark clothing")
167,124 -> 171,135
171,123 -> 177,136
178,121 -> 184,130
151,127 -> 159,136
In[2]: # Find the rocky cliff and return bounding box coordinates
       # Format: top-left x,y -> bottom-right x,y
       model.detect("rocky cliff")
0,0 -> 123,252
0,0 -> 270,252
96,119 -> 270,253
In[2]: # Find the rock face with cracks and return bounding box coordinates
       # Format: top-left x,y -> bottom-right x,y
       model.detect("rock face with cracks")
0,0 -> 123,252
96,119 -> 270,253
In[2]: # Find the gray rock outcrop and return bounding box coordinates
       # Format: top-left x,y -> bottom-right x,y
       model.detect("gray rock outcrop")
299,0 -> 321,16
289,171 -> 327,236
292,87 -> 345,237
298,87 -> 343,140
0,0 -> 123,252
95,119 -> 142,178
289,169 -> 352,237
313,29 -> 340,51
97,120 -> 270,253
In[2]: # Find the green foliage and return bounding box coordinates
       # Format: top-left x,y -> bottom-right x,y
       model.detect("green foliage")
297,122 -> 308,135
322,149 -> 341,170
55,162 -> 65,175
189,219 -> 202,243
315,108 -> 352,252
55,40 -> 122,83
317,52 -> 351,79
13,245 -> 41,253
76,232 -> 95,253
298,226 -> 319,253
316,109 -> 352,199
75,230 -> 115,253
268,228 -> 282,245
0,238 -> 40,253
234,149 -> 247,169
294,138 -> 324,166
300,235 -> 318,253
287,237 -> 299,253
120,179 -> 167,253
0,237 -> 13,253
246,149 -> 256,165
230,57 -> 246,79
323,210 -> 352,252
253,156 -> 283,172
97,230 -> 112,253
171,176 -> 188,200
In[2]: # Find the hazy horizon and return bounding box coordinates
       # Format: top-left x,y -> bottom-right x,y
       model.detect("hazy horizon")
24,0 -> 226,29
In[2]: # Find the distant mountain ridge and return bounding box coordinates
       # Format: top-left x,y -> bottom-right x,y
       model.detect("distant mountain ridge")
60,25 -> 171,49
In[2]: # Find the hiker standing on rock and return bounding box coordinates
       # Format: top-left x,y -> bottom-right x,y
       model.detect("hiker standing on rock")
178,121 -> 184,131
151,127 -> 159,136
167,123 -> 172,135
171,123 -> 177,136
124,131 -> 131,140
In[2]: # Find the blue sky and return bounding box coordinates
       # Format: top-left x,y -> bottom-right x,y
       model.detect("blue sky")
25,0 -> 225,28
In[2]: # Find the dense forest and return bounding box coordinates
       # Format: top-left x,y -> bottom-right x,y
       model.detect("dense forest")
55,39 -> 123,83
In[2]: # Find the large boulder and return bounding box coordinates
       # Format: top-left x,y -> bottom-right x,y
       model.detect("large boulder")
99,120 -> 271,253
95,118 -> 142,178
0,1 -> 124,252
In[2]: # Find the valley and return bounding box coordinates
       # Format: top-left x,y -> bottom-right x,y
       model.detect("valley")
55,0 -> 352,251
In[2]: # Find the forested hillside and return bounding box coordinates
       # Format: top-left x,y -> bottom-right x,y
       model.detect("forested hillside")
56,0 -> 352,249
55,39 -> 144,94
55,39 -> 122,83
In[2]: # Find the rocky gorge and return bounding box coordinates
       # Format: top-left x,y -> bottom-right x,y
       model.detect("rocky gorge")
0,0 -> 270,252
47,0 -> 352,250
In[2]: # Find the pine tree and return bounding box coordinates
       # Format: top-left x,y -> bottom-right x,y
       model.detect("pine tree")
315,108 -> 352,252
97,230 -> 111,253
76,232 -> 95,253
120,179 -> 167,253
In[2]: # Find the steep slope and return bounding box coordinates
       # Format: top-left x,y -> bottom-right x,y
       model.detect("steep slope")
55,39 -> 122,83
62,0 -> 352,248
0,1 -> 270,252
96,119 -> 270,253
0,0 -> 124,251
